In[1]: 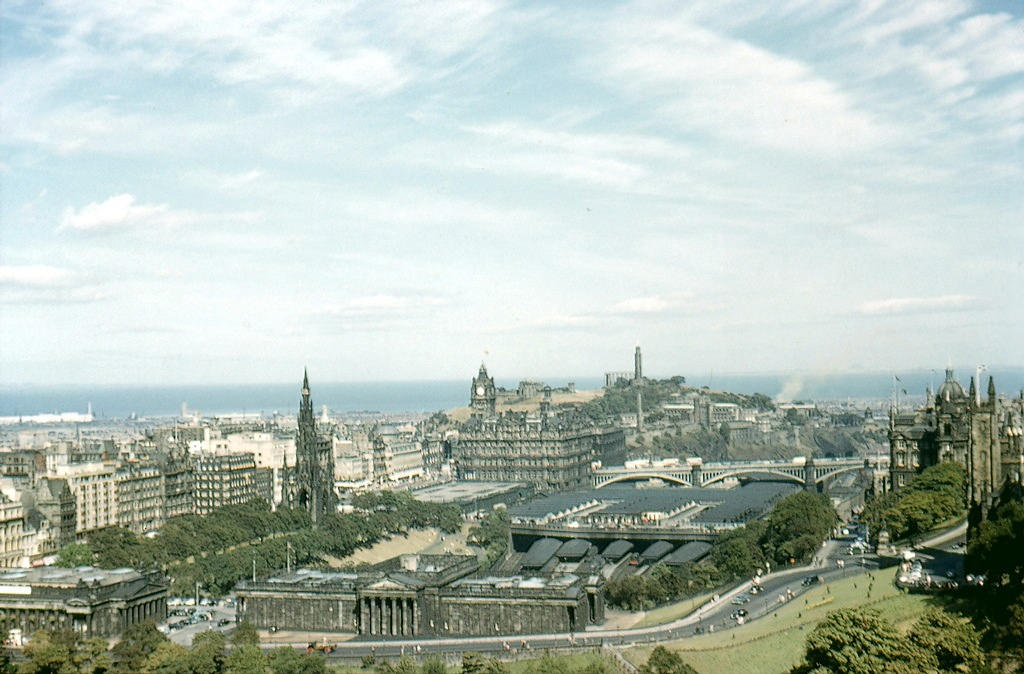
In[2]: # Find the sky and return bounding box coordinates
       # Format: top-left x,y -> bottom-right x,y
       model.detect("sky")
1,0 -> 1022,386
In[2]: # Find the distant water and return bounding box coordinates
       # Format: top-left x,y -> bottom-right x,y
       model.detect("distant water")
1,369 -> 1021,419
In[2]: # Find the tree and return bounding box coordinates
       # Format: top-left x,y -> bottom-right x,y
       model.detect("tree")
54,543 -> 93,569
638,646 -> 698,674
18,630 -> 75,674
224,645 -> 268,674
111,621 -> 167,673
421,656 -> 447,674
187,631 -> 226,674
798,608 -> 924,674
908,609 -> 982,673
139,642 -> 190,674
266,648 -> 326,674
229,622 -> 259,648
460,653 -> 506,674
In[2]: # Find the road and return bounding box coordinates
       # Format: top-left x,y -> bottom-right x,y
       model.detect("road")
164,602 -> 238,646
157,523 -> 966,664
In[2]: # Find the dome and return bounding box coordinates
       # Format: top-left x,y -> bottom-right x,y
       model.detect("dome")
937,368 -> 966,401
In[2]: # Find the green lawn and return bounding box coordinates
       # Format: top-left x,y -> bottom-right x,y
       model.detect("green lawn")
625,571 -> 933,674
635,592 -> 716,628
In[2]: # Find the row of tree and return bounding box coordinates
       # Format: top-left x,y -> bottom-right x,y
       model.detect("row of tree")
467,509 -> 509,570
861,462 -> 966,543
57,494 -> 463,597
607,491 -> 838,610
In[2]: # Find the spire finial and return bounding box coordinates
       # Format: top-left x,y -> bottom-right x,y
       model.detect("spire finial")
302,368 -> 310,392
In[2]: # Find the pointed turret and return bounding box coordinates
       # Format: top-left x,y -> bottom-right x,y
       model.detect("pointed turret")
988,376 -> 996,403
969,376 -> 977,406
302,368 -> 310,393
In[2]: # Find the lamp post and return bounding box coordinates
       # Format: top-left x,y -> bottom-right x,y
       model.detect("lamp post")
195,581 -> 202,608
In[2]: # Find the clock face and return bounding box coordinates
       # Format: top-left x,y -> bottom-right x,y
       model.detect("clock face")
476,385 -> 485,396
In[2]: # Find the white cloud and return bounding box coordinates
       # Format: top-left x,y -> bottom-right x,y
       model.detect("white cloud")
320,294 -> 447,317
0,265 -> 106,304
60,194 -> 171,232
59,194 -> 261,233
859,295 -> 984,315
607,296 -> 675,315
220,169 -> 263,189
0,265 -> 74,288
592,8 -> 887,154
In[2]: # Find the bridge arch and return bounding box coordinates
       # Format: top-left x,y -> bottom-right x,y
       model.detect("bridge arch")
594,472 -> 692,488
700,469 -> 805,487
813,464 -> 864,485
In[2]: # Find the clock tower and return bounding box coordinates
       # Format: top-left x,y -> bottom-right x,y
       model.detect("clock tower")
470,363 -> 497,416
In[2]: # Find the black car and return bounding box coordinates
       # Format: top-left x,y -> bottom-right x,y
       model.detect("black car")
801,575 -> 822,586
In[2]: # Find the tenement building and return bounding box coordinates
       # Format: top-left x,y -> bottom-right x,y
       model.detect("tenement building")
192,452 -> 258,515
0,566 -> 167,639
455,417 -> 625,494
235,553 -> 603,637
889,367 -> 1024,520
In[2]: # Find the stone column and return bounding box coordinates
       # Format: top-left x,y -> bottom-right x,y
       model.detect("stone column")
401,599 -> 408,636
410,600 -> 416,636
389,598 -> 396,635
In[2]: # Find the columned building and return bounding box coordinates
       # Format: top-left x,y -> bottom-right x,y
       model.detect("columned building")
0,566 -> 167,639
235,553 -> 602,637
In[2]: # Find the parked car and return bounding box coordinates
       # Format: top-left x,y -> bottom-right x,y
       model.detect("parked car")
217,618 -> 233,627
731,594 -> 751,605
801,575 -> 822,586
731,609 -> 749,620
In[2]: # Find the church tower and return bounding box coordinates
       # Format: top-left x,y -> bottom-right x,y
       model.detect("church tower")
293,370 -> 336,527
470,364 -> 497,416
967,376 -> 1002,522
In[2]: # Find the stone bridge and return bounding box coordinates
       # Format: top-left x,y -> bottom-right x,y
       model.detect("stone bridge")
591,456 -> 888,490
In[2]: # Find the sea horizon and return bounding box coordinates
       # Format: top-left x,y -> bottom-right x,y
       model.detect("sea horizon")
2,367 -> 1022,419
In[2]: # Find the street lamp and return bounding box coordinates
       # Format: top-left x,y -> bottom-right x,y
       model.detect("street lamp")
195,581 -> 202,608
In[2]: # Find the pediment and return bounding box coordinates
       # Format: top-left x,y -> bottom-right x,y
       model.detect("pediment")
366,578 -> 413,591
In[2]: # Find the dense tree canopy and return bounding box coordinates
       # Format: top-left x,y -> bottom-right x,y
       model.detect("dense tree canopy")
608,490 -> 836,610
794,606 -> 983,674
54,494 -> 463,597
862,462 -> 965,543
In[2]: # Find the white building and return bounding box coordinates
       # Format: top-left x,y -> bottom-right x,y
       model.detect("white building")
52,463 -> 116,537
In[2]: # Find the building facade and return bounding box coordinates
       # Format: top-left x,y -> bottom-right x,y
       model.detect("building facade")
0,566 -> 167,639
455,412 -> 625,492
889,367 -> 1024,520
235,553 -> 602,638
470,364 -> 497,416
114,462 -> 163,535
192,453 -> 258,515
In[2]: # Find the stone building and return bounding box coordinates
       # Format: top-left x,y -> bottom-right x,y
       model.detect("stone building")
286,371 -> 336,526
192,452 -> 258,515
114,462 -> 163,535
470,364 -> 497,416
370,424 -> 425,484
52,462 -> 116,538
0,566 -> 167,639
0,486 -> 28,568
889,367 -> 1024,520
235,553 -> 602,638
455,412 -> 625,492
26,478 -> 76,551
